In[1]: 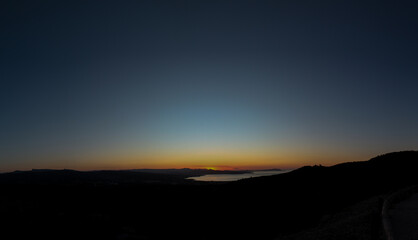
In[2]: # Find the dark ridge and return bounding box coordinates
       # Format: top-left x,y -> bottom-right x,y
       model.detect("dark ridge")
0,151 -> 417,240
226,151 -> 418,238
0,169 -> 192,185
0,168 -> 251,186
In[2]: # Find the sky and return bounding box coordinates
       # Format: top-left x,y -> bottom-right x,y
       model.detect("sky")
1,0 -> 418,171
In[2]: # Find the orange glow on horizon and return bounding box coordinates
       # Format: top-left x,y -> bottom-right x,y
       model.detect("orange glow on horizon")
2,146 -> 369,172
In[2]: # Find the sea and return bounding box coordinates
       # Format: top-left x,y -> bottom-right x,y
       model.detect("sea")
187,170 -> 292,182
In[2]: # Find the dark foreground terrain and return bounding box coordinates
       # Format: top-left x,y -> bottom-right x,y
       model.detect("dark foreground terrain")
1,151 -> 418,240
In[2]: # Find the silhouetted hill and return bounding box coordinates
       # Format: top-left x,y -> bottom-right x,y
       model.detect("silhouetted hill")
0,151 -> 417,240
0,168 -> 249,186
0,169 -> 191,185
227,151 -> 418,238
237,151 -> 418,193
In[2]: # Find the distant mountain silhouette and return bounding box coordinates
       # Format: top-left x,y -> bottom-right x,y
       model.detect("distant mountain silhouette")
0,168 -> 249,185
0,151 -> 417,240
0,169 -> 187,185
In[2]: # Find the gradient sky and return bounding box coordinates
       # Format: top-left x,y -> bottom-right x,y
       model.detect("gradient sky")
1,0 -> 418,171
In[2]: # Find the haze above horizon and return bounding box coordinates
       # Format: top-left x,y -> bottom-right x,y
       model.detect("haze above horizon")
1,0 -> 418,172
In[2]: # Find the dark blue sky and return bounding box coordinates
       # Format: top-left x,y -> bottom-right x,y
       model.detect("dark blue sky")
1,0 -> 418,171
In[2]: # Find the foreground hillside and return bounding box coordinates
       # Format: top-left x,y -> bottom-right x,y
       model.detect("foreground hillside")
1,151 -> 417,240
231,151 -> 418,239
